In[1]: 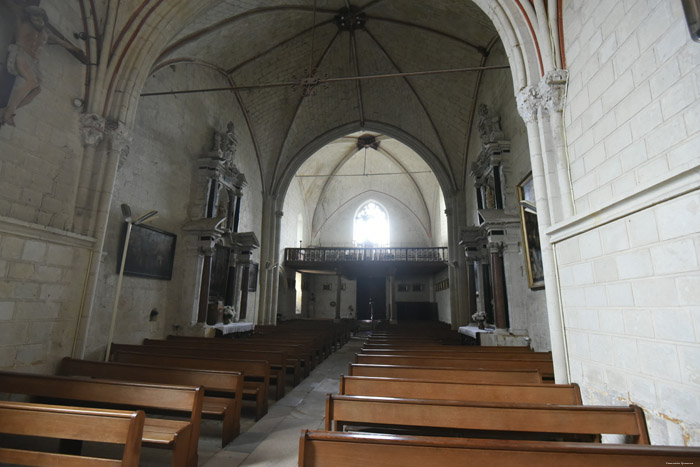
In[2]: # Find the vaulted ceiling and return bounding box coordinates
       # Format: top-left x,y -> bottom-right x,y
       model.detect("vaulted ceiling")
146,0 -> 506,193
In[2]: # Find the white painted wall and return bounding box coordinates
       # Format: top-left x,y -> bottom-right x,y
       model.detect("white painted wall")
560,0 -> 700,445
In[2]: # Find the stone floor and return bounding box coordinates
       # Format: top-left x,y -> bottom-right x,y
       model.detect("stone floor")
197,336 -> 364,467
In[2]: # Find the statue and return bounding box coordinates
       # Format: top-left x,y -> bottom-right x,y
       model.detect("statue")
477,103 -> 504,145
222,121 -> 237,169
1,2 -> 85,127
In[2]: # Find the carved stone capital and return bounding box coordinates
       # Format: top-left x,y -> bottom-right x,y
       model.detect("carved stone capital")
516,86 -> 542,124
105,120 -> 131,170
539,69 -> 568,113
488,241 -> 504,255
79,113 -> 106,147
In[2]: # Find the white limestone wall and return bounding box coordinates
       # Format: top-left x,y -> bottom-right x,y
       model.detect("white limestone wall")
305,276 -> 357,320
465,42 -> 549,350
435,269 -> 451,323
560,0 -> 700,445
86,63 -> 263,357
0,2 -> 85,231
0,221 -> 92,373
0,4 -> 93,372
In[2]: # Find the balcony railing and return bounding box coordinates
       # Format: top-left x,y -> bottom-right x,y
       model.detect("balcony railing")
284,247 -> 448,263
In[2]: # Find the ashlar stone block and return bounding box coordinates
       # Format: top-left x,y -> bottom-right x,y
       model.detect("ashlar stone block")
650,238 -> 698,275
653,309 -> 696,343
638,340 -> 682,382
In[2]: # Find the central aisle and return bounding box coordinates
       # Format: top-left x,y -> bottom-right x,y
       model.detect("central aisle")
202,336 -> 365,467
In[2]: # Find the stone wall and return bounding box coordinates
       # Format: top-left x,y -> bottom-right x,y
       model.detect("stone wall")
0,219 -> 92,373
464,42 -> 549,350
560,0 -> 700,445
85,62 -> 264,357
0,3 -> 92,372
0,3 -> 85,231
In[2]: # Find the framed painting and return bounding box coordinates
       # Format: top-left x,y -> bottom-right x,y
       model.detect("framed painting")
518,173 -> 544,289
119,223 -> 177,280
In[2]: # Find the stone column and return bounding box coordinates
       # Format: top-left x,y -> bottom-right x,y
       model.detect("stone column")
269,210 -> 284,324
517,85 -> 570,383
335,272 -> 342,321
74,119 -> 132,358
388,272 -> 397,323
466,258 -> 478,316
540,70 -> 574,222
489,243 -> 508,329
239,262 -> 250,320
198,249 -> 214,323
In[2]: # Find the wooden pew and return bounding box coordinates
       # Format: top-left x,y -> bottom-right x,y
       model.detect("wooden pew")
112,351 -> 269,420
339,376 -> 582,404
359,349 -> 549,360
299,430 -> 700,467
0,371 -> 202,467
354,354 -> 555,380
325,395 -> 651,444
362,343 -> 533,351
349,363 -> 543,384
0,401 -> 145,467
57,358 -> 243,446
111,343 -> 285,400
166,335 -> 311,378
143,338 -> 303,385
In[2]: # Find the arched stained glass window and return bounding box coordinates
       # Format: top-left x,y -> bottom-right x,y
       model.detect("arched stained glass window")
353,201 -> 389,247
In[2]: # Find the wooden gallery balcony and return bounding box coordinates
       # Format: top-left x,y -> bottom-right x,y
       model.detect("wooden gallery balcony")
284,247 -> 449,275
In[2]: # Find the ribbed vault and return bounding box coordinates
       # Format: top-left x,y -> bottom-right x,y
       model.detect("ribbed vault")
147,0 -> 503,193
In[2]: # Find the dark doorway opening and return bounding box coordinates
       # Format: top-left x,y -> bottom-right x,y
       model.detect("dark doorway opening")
396,302 -> 438,321
357,276 -> 386,320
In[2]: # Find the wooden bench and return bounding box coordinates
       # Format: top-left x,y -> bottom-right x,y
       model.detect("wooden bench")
166,335 -> 311,378
339,376 -> 582,404
143,338 -> 302,386
349,363 -> 543,384
354,354 -> 555,380
359,349 -> 550,360
57,358 -> 243,446
299,430 -> 700,467
325,395 -> 651,443
362,343 -> 533,351
0,371 -> 201,467
112,350 -> 269,420
111,343 -> 284,400
0,401 -> 145,466
168,335 -> 312,378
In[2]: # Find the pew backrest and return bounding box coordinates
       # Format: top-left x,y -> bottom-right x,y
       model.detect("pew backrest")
354,354 -> 555,379
325,395 -> 651,444
349,363 -> 543,384
299,430 -> 700,467
0,371 -> 202,467
339,376 -> 582,404
0,401 -> 145,467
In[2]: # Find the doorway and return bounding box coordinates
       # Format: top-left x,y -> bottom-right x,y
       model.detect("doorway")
356,276 -> 387,320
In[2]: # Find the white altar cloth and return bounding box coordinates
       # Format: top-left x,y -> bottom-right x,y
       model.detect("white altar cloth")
458,325 -> 494,339
213,322 -> 255,335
